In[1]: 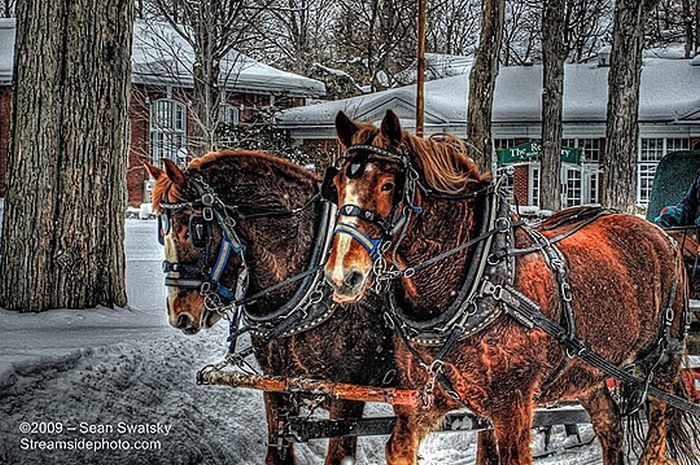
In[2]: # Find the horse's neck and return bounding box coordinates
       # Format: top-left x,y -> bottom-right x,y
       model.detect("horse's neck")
237,188 -> 319,313
395,196 -> 476,317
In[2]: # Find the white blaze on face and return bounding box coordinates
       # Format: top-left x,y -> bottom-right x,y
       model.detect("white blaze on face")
164,232 -> 180,323
331,163 -> 374,284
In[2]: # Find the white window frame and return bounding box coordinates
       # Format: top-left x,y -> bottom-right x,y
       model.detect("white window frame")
562,138 -> 601,206
150,98 -> 187,164
636,137 -> 691,205
528,162 -> 540,207
221,104 -> 240,126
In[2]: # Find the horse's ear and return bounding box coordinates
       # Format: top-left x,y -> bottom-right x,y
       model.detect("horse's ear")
143,161 -> 163,180
335,111 -> 359,147
380,110 -> 403,146
162,159 -> 185,185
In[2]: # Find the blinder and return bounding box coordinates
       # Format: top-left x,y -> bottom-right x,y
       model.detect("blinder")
157,174 -> 248,305
157,211 -> 170,246
321,166 -> 340,204
189,214 -> 209,248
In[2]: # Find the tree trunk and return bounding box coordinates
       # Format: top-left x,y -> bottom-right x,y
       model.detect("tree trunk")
602,0 -> 659,213
467,0 -> 505,172
0,0 -> 134,311
682,0 -> 696,58
540,0 -> 566,211
190,3 -> 222,158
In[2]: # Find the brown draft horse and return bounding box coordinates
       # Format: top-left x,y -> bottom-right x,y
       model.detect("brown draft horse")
324,110 -> 699,465
145,152 -> 396,465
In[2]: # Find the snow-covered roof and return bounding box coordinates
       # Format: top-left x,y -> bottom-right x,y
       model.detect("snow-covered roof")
278,58 -> 699,132
0,19 -> 325,98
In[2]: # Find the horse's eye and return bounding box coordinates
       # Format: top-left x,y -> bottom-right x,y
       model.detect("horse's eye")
382,182 -> 395,192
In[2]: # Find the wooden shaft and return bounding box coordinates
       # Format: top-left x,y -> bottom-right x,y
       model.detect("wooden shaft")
199,369 -> 421,407
416,0 -> 427,137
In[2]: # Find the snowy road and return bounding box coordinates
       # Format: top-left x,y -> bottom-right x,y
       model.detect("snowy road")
0,219 -> 605,465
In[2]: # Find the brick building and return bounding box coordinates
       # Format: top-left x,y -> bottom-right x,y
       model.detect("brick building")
278,54 -> 700,208
0,19 -> 325,206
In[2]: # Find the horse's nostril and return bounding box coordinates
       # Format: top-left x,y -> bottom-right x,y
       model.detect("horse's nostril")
345,269 -> 364,288
176,313 -> 192,329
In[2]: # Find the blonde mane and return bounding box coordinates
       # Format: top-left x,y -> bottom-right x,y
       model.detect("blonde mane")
348,126 -> 490,195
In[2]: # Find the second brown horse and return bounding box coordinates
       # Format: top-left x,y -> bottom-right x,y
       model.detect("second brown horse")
324,110 -> 699,465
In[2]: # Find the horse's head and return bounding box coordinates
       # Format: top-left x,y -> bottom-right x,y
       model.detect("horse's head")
323,110 -> 489,304
145,159 -> 244,335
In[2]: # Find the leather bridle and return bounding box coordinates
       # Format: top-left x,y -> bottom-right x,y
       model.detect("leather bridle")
321,144 -> 422,261
159,173 -> 248,311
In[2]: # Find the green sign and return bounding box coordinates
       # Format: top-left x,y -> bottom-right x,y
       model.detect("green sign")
497,140 -> 582,166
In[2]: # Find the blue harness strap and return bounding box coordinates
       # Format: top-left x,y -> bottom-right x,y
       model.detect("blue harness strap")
334,221 -> 383,261
162,231 -> 242,301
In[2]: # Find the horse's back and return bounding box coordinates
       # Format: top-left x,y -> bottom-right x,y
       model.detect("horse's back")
519,210 -> 682,367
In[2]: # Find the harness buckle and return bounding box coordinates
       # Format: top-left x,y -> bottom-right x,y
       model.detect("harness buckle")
665,307 -> 674,325
201,281 -> 212,294
495,217 -> 511,233
203,207 -> 214,222
202,193 -> 215,207
560,282 -> 573,302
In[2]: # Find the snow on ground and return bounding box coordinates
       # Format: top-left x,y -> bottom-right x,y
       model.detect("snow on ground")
0,219 -> 604,464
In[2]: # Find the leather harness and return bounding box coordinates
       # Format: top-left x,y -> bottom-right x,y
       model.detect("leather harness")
326,143 -> 699,415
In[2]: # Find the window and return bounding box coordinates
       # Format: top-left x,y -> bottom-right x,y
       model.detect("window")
667,138 -> 690,153
529,163 -> 540,207
562,138 -> 601,206
151,99 -> 187,164
588,167 -> 599,205
636,138 -> 691,205
580,138 -> 601,162
221,104 -> 240,126
640,138 -> 664,162
565,167 -> 582,207
638,163 -> 657,205
494,139 -> 518,151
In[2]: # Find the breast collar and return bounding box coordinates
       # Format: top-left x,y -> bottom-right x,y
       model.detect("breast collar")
242,200 -> 339,338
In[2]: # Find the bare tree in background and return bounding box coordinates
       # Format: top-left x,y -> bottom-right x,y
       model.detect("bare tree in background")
334,0 -> 417,91
647,0 -> 699,57
467,0 -> 505,171
427,0 -> 481,56
0,0 -> 134,311
680,0 -> 699,56
501,0 -> 541,65
603,0 -> 660,212
540,0 -> 566,211
147,0 -> 265,156
565,0 -> 613,62
252,0 -> 336,75
0,0 -> 14,17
